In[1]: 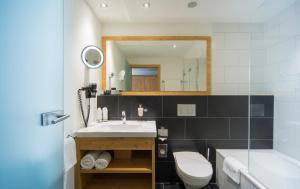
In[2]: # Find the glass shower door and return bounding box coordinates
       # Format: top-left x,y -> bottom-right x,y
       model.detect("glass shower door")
249,0 -> 300,188
0,0 -> 64,189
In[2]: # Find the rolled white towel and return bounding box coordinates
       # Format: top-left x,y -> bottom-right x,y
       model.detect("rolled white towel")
95,151 -> 112,170
223,156 -> 246,184
80,151 -> 102,170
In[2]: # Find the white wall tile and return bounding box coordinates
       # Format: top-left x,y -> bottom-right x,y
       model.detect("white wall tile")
212,65 -> 226,83
264,25 -> 280,47
212,83 -> 239,95
212,33 -> 225,50
225,33 -> 250,50
212,23 -> 265,95
239,50 -> 250,65
250,66 -> 264,83
251,50 -> 265,66
250,83 -> 269,95
213,50 -> 239,66
262,0 -> 300,161
268,39 -> 296,64
251,33 -> 264,49
279,14 -> 298,39
239,23 -> 264,33
225,66 -> 249,83
238,83 -> 250,94
212,23 -> 240,33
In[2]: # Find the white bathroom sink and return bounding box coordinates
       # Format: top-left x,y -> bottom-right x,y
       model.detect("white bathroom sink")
75,120 -> 157,138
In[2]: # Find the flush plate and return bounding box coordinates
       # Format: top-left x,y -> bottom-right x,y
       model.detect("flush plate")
177,104 -> 196,116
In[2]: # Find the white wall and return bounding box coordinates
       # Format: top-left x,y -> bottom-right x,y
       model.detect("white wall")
64,0 -> 102,135
106,41 -> 127,90
102,22 -> 265,94
64,0 -> 102,188
102,23 -> 212,36
262,0 -> 300,160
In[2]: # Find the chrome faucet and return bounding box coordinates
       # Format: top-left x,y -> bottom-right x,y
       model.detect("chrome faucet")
121,111 -> 126,124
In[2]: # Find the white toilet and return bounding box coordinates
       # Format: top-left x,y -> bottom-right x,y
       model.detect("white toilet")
173,151 -> 213,189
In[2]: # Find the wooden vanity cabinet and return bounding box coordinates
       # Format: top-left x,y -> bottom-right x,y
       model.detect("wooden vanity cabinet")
75,137 -> 156,189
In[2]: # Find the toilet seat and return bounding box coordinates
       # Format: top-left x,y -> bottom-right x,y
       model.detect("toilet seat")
173,152 -> 213,179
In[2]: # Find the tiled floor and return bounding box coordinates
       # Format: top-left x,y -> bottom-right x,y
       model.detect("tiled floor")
156,183 -> 219,189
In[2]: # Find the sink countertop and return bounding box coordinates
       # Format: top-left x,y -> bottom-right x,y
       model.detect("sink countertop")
75,120 -> 157,138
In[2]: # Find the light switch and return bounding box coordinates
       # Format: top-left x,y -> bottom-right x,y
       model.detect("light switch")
177,104 -> 196,116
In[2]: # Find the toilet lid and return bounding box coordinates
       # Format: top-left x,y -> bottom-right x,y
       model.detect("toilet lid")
173,152 -> 213,178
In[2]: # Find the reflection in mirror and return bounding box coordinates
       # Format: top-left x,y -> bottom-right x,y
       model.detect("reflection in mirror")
81,46 -> 104,69
106,40 -> 207,92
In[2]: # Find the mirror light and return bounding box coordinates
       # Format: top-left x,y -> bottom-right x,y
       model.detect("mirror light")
143,2 -> 151,8
100,3 -> 108,8
81,46 -> 104,69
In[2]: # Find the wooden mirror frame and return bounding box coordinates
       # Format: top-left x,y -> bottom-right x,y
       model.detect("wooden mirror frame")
101,36 -> 212,96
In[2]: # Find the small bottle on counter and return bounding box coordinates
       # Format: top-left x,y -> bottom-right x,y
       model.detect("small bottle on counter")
102,107 -> 108,122
96,108 -> 102,123
138,104 -> 144,117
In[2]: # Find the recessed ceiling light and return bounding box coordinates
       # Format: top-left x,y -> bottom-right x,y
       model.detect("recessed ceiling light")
100,3 -> 108,8
188,1 -> 198,8
143,2 -> 151,8
172,44 -> 177,48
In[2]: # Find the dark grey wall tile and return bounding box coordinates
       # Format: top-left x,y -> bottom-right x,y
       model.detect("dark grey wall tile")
169,140 -> 206,154
97,96 -> 119,118
159,118 -> 185,139
186,118 -> 230,139
250,140 -> 273,149
250,96 -> 274,117
208,96 -> 248,117
250,118 -> 273,139
164,183 -> 185,189
157,140 -> 206,162
207,139 -> 248,149
119,96 -> 162,118
156,162 -> 180,182
230,118 -> 248,139
97,95 -> 274,184
211,161 -> 216,183
163,96 -> 207,117
156,184 -> 163,189
207,139 -> 248,162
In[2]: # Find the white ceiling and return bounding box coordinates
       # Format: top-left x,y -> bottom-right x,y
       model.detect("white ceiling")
114,40 -> 206,58
86,0 -> 296,23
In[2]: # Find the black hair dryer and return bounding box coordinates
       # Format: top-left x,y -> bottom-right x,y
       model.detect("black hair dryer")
81,83 -> 97,98
78,83 -> 97,127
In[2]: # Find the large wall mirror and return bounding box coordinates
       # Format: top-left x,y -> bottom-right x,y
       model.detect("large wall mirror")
102,36 -> 211,96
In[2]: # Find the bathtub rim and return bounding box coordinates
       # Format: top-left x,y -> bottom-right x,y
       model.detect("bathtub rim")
216,149 -> 267,189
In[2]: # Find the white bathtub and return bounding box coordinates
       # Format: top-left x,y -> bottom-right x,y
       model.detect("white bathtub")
216,149 -> 300,189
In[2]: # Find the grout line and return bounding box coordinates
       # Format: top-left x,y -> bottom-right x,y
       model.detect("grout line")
206,96 -> 209,117
117,96 -> 120,117
161,96 -> 164,117
183,119 -> 186,139
205,139 -> 208,155
229,118 -> 231,139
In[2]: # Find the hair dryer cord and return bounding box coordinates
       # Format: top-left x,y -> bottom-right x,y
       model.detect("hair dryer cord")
78,89 -> 90,127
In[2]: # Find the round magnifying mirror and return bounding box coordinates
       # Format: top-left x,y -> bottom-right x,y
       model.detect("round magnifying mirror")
81,46 -> 104,69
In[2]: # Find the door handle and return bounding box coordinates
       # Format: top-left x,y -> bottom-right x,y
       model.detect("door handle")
51,114 -> 70,124
41,110 -> 70,126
